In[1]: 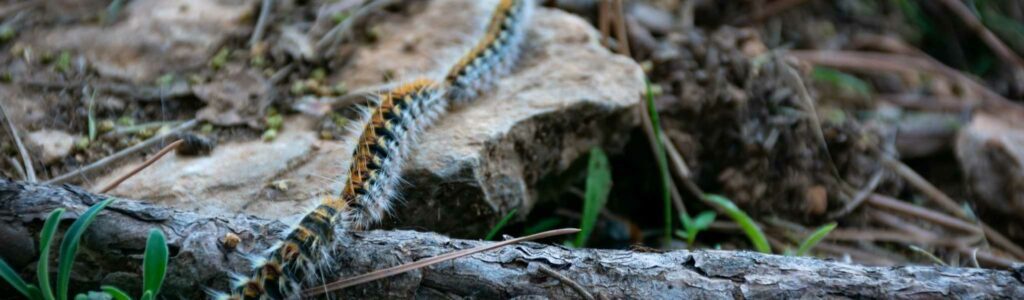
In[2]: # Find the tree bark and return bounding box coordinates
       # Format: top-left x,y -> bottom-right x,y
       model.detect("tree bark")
1,179 -> 1022,299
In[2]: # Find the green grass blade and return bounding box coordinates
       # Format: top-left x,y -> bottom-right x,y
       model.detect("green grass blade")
795,222 -> 836,256
810,67 -> 873,98
142,229 -> 168,296
704,194 -> 771,254
645,80 -> 673,244
0,257 -> 33,298
58,199 -> 116,300
101,286 -> 131,300
38,208 -> 66,300
574,147 -> 612,247
140,290 -> 152,300
484,209 -> 518,241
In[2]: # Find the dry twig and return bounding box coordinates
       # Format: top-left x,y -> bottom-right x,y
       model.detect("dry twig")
0,101 -> 35,182
535,263 -> 597,300
249,0 -> 275,47
789,50 -> 1023,117
45,120 -> 198,185
829,170 -> 884,220
304,228 -> 581,296
880,155 -> 1024,260
98,139 -> 184,193
315,0 -> 402,58
936,0 -> 1024,70
638,104 -> 688,215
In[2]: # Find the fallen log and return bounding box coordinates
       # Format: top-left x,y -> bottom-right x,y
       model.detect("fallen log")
1,179 -> 1021,299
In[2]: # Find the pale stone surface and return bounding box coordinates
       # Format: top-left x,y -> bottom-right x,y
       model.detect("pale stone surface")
93,0 -> 644,237
25,130 -> 76,165
94,117 -> 348,219
28,0 -> 256,83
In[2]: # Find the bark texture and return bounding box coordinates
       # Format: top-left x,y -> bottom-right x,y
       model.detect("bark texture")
1,179 -> 1022,299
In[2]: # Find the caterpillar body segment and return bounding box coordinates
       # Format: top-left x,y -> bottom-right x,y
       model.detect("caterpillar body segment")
225,80 -> 446,299
445,0 -> 534,103
342,79 -> 446,228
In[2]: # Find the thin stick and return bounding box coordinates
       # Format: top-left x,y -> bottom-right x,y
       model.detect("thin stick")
957,246 -> 1016,268
45,119 -> 198,184
880,156 -> 964,217
304,228 -> 581,296
936,0 -> 1024,70
0,101 -> 36,182
638,103 -> 688,215
611,0 -> 630,57
249,0 -> 274,47
870,210 -> 941,241
828,170 -> 884,220
315,0 -> 401,58
7,157 -> 26,180
789,50 -> 1022,117
535,264 -> 596,300
661,131 -> 705,199
908,245 -> 948,266
824,229 -> 947,246
98,139 -> 183,193
866,194 -> 981,235
880,155 -> 1024,260
781,59 -> 843,183
980,223 -> 1024,260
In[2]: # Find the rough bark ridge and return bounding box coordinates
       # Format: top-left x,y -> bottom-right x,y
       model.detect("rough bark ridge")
1,179 -> 1022,299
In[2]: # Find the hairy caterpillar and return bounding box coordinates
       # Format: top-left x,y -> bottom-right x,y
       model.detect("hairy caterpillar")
445,0 -> 534,103
218,1 -> 533,299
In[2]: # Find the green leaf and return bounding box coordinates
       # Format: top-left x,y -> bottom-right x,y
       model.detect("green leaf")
811,66 -> 873,98
74,294 -> 87,300
142,229 -> 168,296
645,80 -> 673,244
39,208 -> 66,300
679,211 -> 714,246
484,209 -> 518,241
574,147 -> 612,247
692,211 -> 717,230
100,286 -> 131,300
795,222 -> 837,256
0,257 -> 33,298
704,194 -> 771,254
140,290 -> 153,300
58,199 -> 116,300
678,213 -> 696,245
28,285 -> 44,300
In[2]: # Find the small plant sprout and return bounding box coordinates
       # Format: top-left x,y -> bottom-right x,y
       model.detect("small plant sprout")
704,194 -> 772,254
574,147 -> 612,248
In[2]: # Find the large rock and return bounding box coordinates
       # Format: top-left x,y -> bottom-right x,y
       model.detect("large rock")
93,0 -> 644,237
956,114 -> 1024,243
